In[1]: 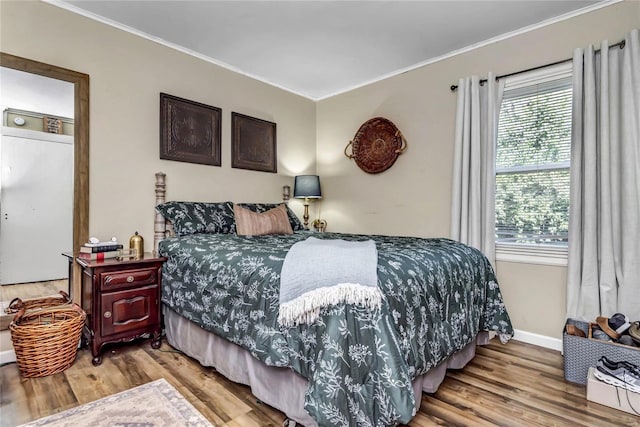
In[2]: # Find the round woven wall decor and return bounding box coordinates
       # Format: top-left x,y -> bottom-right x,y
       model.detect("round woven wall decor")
344,117 -> 407,174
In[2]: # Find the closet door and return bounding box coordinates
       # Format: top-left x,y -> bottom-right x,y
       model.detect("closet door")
0,130 -> 73,285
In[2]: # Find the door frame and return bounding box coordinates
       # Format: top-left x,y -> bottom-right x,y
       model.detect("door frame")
0,52 -> 89,299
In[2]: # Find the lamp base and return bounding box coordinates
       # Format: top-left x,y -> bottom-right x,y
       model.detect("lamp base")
313,219 -> 327,232
303,199 -> 310,228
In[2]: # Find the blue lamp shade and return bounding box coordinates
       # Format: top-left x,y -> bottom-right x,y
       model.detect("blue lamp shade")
293,175 -> 322,199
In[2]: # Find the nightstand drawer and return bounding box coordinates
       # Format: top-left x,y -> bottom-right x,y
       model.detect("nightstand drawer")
100,267 -> 157,291
77,253 -> 166,365
100,285 -> 159,336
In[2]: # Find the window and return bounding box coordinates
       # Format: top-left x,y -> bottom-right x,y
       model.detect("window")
495,63 -> 572,265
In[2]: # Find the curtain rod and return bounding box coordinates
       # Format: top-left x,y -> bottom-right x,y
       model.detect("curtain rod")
449,39 -> 626,92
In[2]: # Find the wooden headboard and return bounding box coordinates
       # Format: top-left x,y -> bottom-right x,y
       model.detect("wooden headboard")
153,171 -> 174,254
154,171 -> 293,253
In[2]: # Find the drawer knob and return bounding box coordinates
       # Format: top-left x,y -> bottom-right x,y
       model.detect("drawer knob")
127,275 -> 134,283
105,276 -> 113,285
103,311 -> 112,318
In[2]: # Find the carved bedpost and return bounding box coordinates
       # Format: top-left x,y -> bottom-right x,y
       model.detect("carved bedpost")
154,172 -> 166,255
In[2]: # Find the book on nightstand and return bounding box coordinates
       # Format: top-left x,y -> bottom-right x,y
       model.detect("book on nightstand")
79,244 -> 123,253
77,250 -> 120,260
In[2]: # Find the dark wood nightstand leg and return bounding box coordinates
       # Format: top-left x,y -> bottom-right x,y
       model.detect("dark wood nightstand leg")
151,330 -> 161,349
89,331 -> 102,365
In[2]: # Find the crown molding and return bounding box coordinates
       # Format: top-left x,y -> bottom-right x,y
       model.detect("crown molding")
316,0 -> 621,100
42,0 -> 312,100
45,0 -> 621,102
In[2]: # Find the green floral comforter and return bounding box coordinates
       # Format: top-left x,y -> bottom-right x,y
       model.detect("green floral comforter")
159,231 -> 513,426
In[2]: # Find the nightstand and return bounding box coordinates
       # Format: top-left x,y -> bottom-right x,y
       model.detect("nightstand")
76,253 -> 166,365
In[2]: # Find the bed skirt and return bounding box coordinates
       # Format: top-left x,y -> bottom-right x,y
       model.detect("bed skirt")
163,306 -> 488,426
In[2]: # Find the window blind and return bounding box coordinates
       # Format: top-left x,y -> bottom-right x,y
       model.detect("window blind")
496,78 -> 572,245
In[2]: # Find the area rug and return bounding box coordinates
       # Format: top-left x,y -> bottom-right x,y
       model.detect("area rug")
20,378 -> 212,427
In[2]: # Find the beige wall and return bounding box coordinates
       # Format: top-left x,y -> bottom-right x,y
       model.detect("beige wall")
0,0 -> 317,249
0,1 -> 637,353
316,1 -> 639,340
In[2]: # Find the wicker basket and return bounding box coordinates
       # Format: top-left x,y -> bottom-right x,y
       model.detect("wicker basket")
9,303 -> 86,378
4,290 -> 71,314
563,318 -> 640,384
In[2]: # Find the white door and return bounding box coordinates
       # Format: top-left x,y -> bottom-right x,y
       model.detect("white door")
0,129 -> 73,284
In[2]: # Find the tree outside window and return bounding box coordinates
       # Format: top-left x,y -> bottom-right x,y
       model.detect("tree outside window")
496,82 -> 572,246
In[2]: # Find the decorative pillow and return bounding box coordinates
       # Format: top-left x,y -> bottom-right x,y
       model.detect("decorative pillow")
234,204 -> 293,236
237,203 -> 305,231
156,201 -> 236,236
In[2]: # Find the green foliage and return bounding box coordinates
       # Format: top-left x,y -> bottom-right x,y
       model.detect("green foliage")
496,88 -> 572,244
496,171 -> 569,244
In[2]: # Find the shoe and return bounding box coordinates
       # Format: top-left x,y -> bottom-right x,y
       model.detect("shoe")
629,321 -> 640,345
596,313 -> 631,340
618,334 -> 639,347
594,356 -> 640,393
566,324 -> 586,338
591,325 -> 612,342
600,356 -> 640,376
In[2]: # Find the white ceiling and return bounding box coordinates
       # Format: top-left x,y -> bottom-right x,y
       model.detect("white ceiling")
0,67 -> 74,118
54,0 -> 605,100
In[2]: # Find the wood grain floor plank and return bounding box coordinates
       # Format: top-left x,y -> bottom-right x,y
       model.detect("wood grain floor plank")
0,281 -> 68,331
468,353 -> 583,397
476,343 -> 566,377
417,395 -> 499,427
457,354 -> 637,425
145,346 -> 287,427
21,374 -> 77,420
64,347 -> 143,404
480,339 -> 565,367
399,410 -> 448,427
428,377 -> 557,427
125,345 -> 229,425
108,351 -> 155,387
0,364 -> 32,427
145,346 -> 237,425
222,410 -> 282,427
149,345 -> 258,425
436,376 -> 590,427
0,280 -> 67,302
2,338 -> 639,427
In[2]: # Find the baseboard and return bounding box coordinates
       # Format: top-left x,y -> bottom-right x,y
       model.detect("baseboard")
0,349 -> 16,365
0,330 -> 562,364
512,329 -> 563,352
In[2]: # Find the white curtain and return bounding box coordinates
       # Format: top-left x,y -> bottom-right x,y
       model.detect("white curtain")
567,29 -> 640,321
450,74 -> 504,267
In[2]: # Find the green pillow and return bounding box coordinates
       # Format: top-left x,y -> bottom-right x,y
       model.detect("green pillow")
156,201 -> 236,236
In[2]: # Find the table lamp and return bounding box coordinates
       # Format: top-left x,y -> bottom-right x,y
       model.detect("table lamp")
293,175 -> 322,228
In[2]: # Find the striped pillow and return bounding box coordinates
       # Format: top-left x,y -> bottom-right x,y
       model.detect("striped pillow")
237,203 -> 305,231
234,204 -> 293,236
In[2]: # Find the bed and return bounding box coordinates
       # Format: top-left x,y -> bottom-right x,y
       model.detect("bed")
152,172 -> 513,427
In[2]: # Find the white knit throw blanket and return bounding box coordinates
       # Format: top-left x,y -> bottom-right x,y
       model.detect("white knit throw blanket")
278,237 -> 382,327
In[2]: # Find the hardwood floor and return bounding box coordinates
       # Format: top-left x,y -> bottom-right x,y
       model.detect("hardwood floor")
0,280 -> 68,330
0,280 -> 68,303
1,339 -> 637,426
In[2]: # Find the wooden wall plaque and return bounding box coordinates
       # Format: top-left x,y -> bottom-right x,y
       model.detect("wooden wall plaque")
231,112 -> 277,173
160,93 -> 221,166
